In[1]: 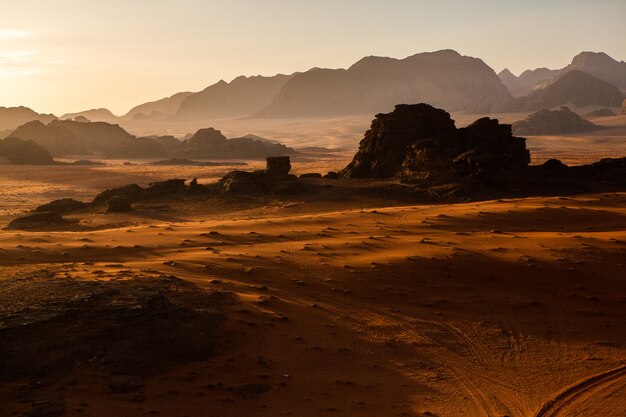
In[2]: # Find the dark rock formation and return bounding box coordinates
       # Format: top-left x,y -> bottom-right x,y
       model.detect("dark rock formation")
218,156 -> 298,193
324,171 -> 339,179
266,156 -> 291,177
342,104 -> 529,181
144,179 -> 187,195
5,212 -> 66,230
0,137 -> 56,165
512,107 -> 600,135
106,196 -> 133,213
93,184 -> 143,204
35,198 -> 87,213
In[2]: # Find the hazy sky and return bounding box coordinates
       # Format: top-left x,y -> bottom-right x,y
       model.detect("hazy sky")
1,0 -> 625,115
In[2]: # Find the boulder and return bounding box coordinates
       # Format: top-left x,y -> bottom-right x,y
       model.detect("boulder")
324,171 -> 339,179
265,156 -> 291,177
106,196 -> 133,213
342,104 -> 529,181
6,212 -> 66,230
512,107 -> 600,135
299,173 -> 322,179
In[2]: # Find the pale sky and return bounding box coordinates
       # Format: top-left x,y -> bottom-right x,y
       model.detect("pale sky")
1,0 -> 625,115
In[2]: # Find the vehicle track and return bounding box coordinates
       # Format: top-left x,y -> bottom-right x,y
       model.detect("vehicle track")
534,365 -> 626,417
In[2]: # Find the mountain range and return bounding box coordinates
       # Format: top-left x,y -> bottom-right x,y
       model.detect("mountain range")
2,50 -> 625,133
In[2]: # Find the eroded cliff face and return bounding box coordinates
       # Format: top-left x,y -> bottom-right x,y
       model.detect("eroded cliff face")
342,103 -> 529,181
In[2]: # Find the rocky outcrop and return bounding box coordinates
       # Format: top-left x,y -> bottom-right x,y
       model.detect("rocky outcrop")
5,212 -> 66,230
512,107 -> 600,135
0,137 -> 56,165
266,156 -> 291,176
341,104 -> 529,181
218,156 -> 298,193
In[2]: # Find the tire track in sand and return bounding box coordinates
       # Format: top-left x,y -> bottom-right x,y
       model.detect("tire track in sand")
534,365 -> 626,417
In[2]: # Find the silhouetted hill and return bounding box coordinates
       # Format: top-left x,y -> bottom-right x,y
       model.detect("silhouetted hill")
512,107 -> 600,135
61,108 -> 118,122
499,68 -> 560,97
500,51 -> 626,97
0,106 -> 57,131
257,50 -> 512,117
0,137 -> 56,165
515,70 -> 624,111
564,51 -> 626,91
124,92 -> 193,120
9,120 -> 134,156
176,75 -> 294,120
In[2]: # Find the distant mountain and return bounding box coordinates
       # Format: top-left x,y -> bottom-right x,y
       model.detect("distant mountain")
0,106 -> 57,131
176,74 -> 295,120
123,92 -> 193,120
257,50 -> 512,117
498,68 -> 560,97
514,70 -> 624,111
9,119 -> 134,156
512,107 -> 600,135
499,51 -> 626,97
61,108 -> 118,122
564,51 -> 626,91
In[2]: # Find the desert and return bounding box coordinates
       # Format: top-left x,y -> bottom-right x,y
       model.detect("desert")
2,2 -> 626,416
